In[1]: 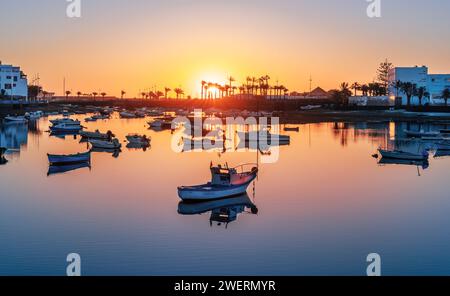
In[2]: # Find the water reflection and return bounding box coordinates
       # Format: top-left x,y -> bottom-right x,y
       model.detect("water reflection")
178,193 -> 258,228
47,162 -> 91,176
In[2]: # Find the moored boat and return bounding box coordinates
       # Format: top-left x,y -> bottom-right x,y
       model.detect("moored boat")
89,138 -> 122,149
378,148 -> 428,161
178,163 -> 258,201
50,118 -> 81,126
50,123 -> 83,132
126,134 -> 151,145
80,130 -> 113,140
47,151 -> 91,165
120,111 -> 136,118
4,115 -> 28,123
237,131 -> 290,143
284,126 -> 300,132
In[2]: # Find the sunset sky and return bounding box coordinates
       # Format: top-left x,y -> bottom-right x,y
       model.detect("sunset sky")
1,0 -> 450,97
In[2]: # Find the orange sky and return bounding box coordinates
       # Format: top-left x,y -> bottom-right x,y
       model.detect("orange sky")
1,0 -> 450,97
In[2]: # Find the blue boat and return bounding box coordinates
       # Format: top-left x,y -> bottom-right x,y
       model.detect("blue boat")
177,163 -> 258,201
47,151 -> 91,165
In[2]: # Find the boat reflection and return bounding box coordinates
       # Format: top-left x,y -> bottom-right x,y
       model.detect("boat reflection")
378,157 -> 429,169
178,193 -> 258,228
126,142 -> 151,151
47,162 -> 91,176
91,147 -> 121,158
434,150 -> 450,158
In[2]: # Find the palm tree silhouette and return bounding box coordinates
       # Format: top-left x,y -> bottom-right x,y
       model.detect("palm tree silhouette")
441,88 -> 450,106
121,90 -> 126,99
65,91 -> 71,100
92,92 -> 98,101
201,81 -> 206,99
415,86 -> 429,106
400,82 -> 417,107
77,91 -> 82,99
351,82 -> 360,96
174,88 -> 184,99
101,92 -> 107,98
164,87 -> 171,99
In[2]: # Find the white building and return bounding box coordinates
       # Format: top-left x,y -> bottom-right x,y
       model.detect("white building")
0,62 -> 28,100
388,66 -> 450,106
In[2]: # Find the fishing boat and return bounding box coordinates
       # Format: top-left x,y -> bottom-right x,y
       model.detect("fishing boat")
47,151 -> 91,165
120,111 -> 136,118
126,134 -> 151,145
80,130 -> 113,140
50,118 -> 81,126
177,163 -> 258,201
284,126 -> 300,132
50,123 -> 83,132
4,115 -> 28,123
89,138 -> 122,149
378,148 -> 428,161
404,129 -> 440,138
25,111 -> 44,120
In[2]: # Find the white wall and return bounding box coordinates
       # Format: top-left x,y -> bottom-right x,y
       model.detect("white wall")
0,65 -> 28,99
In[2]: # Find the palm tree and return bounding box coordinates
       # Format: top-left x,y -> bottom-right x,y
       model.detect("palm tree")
164,87 -> 171,99
65,90 -> 71,100
92,92 -> 98,101
441,88 -> 450,106
174,88 -> 184,99
121,90 -> 126,99
415,86 -> 429,106
400,82 -> 417,107
228,76 -> 235,93
101,92 -> 107,98
392,80 -> 402,98
351,82 -> 360,96
204,83 -> 210,99
360,84 -> 369,96
76,91 -> 82,99
201,81 -> 206,99
141,92 -> 146,99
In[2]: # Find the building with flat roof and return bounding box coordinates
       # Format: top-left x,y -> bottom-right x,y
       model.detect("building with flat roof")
388,66 -> 450,106
0,62 -> 28,100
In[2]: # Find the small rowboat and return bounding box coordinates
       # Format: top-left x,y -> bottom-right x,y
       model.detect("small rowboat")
47,151 -> 91,165
50,123 -> 83,132
89,138 -> 121,149
50,118 -> 81,126
178,163 -> 258,201
80,130 -> 112,140
284,126 -> 300,132
126,134 -> 151,145
4,116 -> 28,123
47,162 -> 91,176
378,148 -> 428,161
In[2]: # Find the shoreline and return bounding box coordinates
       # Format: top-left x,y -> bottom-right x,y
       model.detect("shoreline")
1,100 -> 450,124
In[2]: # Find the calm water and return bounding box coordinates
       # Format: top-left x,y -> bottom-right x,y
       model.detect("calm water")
1,114 -> 450,275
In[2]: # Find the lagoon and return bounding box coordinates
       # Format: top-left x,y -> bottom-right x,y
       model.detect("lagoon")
0,114 -> 449,275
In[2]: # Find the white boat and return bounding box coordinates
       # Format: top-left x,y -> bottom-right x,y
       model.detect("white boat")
25,111 -> 44,120
378,148 -> 428,161
50,123 -> 83,132
4,115 -> 28,123
50,118 -> 81,126
126,134 -> 151,145
149,120 -> 163,128
89,138 -> 121,149
178,163 -> 258,201
404,129 -> 440,138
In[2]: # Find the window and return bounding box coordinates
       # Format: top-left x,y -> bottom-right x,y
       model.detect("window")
6,76 -> 11,79
13,84 -> 16,87
13,76 -> 17,82
4,84 -> 12,89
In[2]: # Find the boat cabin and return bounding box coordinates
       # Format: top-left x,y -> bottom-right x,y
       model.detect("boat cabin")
210,163 -> 258,186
